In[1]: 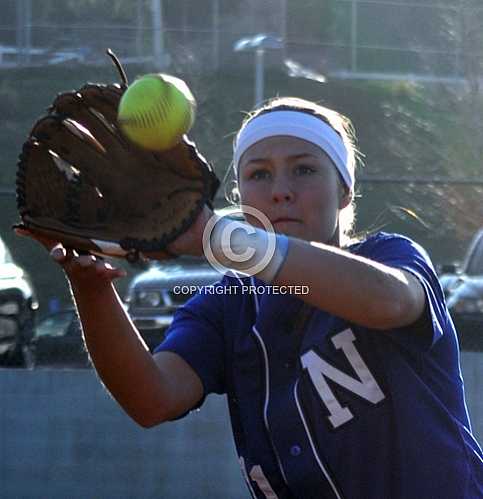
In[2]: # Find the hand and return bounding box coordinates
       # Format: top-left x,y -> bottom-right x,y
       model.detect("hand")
146,204 -> 214,260
15,202 -> 215,267
14,226 -> 127,286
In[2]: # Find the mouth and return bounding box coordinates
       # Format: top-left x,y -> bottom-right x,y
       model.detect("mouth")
271,217 -> 302,225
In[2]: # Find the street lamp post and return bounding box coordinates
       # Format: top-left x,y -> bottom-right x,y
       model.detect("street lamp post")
234,34 -> 284,107
152,0 -> 170,69
254,49 -> 264,106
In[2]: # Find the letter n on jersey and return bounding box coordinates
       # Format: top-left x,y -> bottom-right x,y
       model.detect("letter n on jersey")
301,329 -> 385,429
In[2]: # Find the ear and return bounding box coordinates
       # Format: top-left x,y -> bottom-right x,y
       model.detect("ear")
230,182 -> 241,205
339,189 -> 352,209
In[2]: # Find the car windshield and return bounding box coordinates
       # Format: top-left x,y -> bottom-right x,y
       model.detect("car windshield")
0,238 -> 14,264
466,238 -> 483,276
35,312 -> 75,338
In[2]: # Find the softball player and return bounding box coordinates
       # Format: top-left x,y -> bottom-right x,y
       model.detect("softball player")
21,97 -> 483,498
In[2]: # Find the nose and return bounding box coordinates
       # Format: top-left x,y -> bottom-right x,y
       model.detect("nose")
271,174 -> 294,203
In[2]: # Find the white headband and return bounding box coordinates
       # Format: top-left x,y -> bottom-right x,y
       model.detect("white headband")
233,110 -> 354,191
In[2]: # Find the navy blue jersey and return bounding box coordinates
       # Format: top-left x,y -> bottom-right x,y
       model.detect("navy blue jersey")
155,232 -> 483,498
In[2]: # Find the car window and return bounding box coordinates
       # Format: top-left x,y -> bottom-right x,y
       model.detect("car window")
35,312 -> 75,338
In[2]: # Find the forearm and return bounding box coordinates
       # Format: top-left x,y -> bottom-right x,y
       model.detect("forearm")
208,217 -> 423,328
273,238 -> 424,329
15,229 -> 198,425
69,279 -> 170,425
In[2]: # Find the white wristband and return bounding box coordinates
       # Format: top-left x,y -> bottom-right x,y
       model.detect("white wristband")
207,215 -> 289,283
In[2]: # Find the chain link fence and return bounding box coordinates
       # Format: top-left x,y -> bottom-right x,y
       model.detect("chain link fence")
2,0 -> 482,80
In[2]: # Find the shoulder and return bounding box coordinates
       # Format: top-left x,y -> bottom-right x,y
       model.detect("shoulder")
352,231 -> 446,305
349,233 -> 453,348
348,231 -> 435,267
348,231 -> 423,255
348,231 -> 442,291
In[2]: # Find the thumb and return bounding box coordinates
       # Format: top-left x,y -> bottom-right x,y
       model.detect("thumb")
14,225 -> 60,252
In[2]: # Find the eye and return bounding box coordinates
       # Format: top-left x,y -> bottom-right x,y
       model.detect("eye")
295,164 -> 316,176
249,169 -> 271,180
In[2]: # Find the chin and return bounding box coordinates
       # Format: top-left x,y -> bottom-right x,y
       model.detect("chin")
273,223 -> 305,239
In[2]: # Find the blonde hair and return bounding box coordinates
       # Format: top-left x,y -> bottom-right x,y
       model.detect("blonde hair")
226,97 -> 361,245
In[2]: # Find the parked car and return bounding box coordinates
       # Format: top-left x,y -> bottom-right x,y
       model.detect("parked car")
27,257 -> 221,367
439,228 -> 483,351
0,236 -> 38,367
29,308 -> 90,368
125,256 -> 222,350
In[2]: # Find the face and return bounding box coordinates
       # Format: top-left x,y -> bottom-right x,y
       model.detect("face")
238,135 -> 350,246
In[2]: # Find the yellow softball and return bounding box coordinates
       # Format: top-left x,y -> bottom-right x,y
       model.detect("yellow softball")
117,73 -> 196,151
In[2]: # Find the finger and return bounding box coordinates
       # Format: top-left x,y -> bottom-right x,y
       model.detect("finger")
78,253 -> 96,268
14,225 -> 60,251
50,244 -> 69,263
13,226 -> 31,237
94,259 -> 127,279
